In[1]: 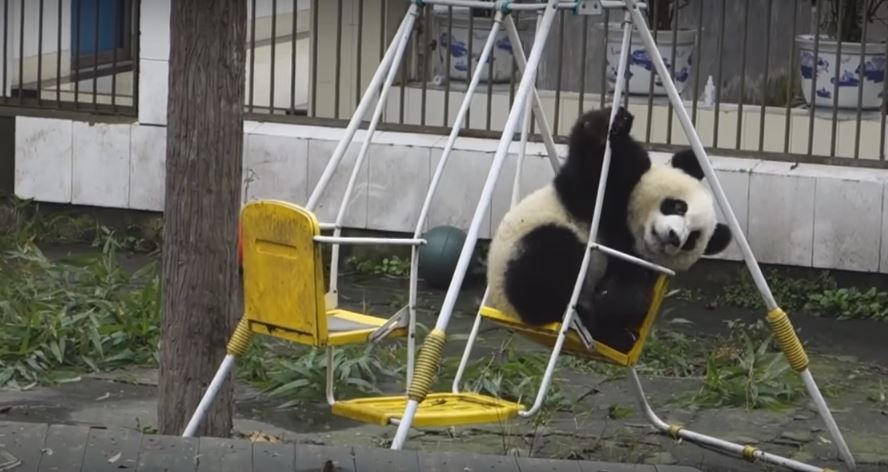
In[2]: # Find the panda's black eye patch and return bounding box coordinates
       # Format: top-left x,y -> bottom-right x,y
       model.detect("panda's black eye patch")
682,230 -> 701,251
660,198 -> 688,216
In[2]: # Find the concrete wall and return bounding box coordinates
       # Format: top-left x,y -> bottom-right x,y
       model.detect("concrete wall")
14,115 -> 888,274
0,116 -> 13,194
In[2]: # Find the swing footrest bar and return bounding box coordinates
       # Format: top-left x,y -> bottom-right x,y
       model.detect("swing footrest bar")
331,393 -> 524,427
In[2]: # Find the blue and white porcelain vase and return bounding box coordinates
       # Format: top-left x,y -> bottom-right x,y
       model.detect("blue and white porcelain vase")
796,34 -> 886,110
598,23 -> 697,96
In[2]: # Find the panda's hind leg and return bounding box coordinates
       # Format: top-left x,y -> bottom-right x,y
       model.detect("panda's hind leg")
576,260 -> 658,353
503,224 -> 586,326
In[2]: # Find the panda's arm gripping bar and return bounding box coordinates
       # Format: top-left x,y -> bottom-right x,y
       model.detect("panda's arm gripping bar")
590,243 -> 676,277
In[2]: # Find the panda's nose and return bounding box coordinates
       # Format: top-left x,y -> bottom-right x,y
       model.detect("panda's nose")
667,230 -> 681,247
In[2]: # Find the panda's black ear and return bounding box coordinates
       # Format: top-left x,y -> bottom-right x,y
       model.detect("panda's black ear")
704,223 -> 732,255
671,149 -> 705,180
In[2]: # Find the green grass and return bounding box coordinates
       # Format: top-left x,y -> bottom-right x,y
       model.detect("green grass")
711,267 -> 888,322
0,197 -> 834,412
0,239 -> 161,388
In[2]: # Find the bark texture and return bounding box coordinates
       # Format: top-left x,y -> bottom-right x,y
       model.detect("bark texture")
158,0 -> 246,437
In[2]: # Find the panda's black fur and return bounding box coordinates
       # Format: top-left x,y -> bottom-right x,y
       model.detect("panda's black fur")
486,106 -> 732,352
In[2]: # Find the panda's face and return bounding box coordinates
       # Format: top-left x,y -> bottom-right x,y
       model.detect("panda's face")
628,163 -> 726,271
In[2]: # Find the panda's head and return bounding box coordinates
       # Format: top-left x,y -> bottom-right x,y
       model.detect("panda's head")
627,149 -> 732,271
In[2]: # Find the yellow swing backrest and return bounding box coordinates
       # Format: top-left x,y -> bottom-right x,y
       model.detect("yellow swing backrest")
240,199 -> 329,346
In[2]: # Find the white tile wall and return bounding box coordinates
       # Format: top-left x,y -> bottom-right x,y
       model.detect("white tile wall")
748,164 -> 817,267
813,177 -> 884,272
881,184 -> 888,274
367,144 -> 431,233
428,149 -> 494,239
14,118 -> 888,274
139,0 -> 171,61
306,138 -> 368,227
705,169 -> 751,262
138,60 -> 170,126
243,133 -> 309,205
14,117 -> 72,203
129,125 -> 166,211
490,153 -> 556,235
71,122 -> 131,208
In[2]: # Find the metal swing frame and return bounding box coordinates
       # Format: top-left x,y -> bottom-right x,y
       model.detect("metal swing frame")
179,1 -> 857,471
386,2 -> 857,472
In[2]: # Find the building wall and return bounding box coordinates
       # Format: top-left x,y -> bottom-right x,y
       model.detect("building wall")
14,115 -> 888,274
11,0 -> 888,275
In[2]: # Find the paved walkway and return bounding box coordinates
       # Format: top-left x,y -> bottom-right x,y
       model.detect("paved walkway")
0,420 -> 703,472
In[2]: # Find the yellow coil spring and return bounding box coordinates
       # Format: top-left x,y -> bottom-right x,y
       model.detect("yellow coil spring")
742,445 -> 759,462
667,424 -> 683,439
766,307 -> 809,372
407,329 -> 447,402
226,317 -> 254,357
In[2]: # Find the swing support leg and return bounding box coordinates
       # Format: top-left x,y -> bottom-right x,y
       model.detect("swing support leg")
628,369 -> 835,472
502,13 -> 560,173
390,0 -> 562,450
182,318 -> 254,437
620,0 -> 854,469
520,6 -> 635,419
453,9 -> 543,396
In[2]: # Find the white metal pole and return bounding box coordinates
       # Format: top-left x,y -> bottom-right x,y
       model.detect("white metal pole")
502,14 -> 560,172
450,288 -> 489,393
181,354 -> 236,437
801,369 -> 856,470
520,8 -> 635,418
305,4 -> 417,211
410,12 -> 505,241
326,9 -> 419,298
621,0 -> 775,309
405,9 -> 506,389
623,1 -> 855,468
390,0 -> 562,450
628,369 -> 827,472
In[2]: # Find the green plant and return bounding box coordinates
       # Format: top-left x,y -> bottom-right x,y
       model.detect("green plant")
817,0 -> 887,43
442,336 -> 575,412
686,320 -> 802,410
240,342 -> 404,409
806,287 -> 888,321
0,240 -> 161,388
0,196 -> 161,254
347,255 -> 411,278
636,328 -> 708,378
607,403 -> 634,420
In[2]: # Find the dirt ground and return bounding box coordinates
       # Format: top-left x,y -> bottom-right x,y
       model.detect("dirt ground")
1,246 -> 887,472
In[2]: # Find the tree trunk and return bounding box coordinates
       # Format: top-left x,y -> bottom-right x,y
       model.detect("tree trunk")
158,0 -> 246,437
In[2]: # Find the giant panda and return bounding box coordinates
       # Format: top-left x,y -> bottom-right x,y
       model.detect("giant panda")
485,106 -> 732,353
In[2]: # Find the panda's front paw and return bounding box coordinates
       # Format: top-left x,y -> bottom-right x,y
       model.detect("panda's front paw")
609,106 -> 634,139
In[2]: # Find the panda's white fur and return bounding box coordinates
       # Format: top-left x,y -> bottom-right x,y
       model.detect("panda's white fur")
627,164 -> 720,271
484,106 -> 730,351
486,163 -> 718,316
486,184 -> 608,317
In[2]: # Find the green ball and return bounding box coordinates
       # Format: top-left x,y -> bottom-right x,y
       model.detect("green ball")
418,225 -> 473,289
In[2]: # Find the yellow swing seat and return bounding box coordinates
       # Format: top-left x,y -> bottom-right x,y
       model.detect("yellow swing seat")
332,392 -> 524,427
479,274 -> 671,367
239,199 -> 407,347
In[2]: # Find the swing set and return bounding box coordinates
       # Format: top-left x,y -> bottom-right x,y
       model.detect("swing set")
181,2 -> 857,471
